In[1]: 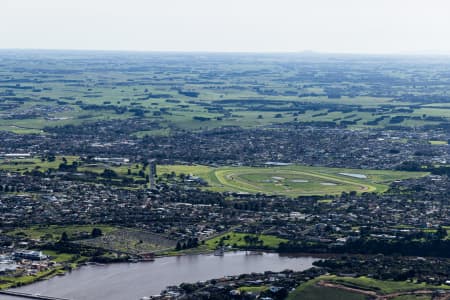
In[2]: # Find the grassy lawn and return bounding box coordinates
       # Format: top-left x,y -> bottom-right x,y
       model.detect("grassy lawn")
8,224 -> 118,242
42,250 -> 88,265
0,156 -> 151,187
238,285 -> 269,293
158,164 -> 428,196
0,268 -> 64,290
288,275 -> 449,300
429,140 -> 448,145
0,156 -> 78,173
288,278 -> 367,300
325,275 -> 450,294
204,232 -> 287,250
43,250 -> 77,263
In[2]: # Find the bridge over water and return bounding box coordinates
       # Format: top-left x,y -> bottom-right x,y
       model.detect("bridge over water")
0,290 -> 71,300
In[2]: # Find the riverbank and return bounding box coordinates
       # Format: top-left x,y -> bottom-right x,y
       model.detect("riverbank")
0,266 -> 66,290
0,249 -> 94,291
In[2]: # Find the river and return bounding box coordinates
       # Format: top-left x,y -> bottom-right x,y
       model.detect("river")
5,251 -> 318,300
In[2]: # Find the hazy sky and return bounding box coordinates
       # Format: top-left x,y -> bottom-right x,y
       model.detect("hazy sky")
2,0 -> 450,54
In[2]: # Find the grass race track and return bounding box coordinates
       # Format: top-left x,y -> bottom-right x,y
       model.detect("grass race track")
158,164 -> 428,197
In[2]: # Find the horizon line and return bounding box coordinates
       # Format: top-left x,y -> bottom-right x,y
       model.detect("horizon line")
1,47 -> 450,57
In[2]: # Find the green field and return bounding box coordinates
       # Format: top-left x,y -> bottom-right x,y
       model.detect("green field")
238,286 -> 269,293
288,285 -> 367,300
205,232 -> 287,250
0,156 -> 134,176
3,52 -> 450,135
8,224 -> 118,242
0,156 -> 78,173
326,276 -> 450,294
287,278 -> 367,300
0,156 -> 148,185
429,140 -> 448,145
287,275 -> 449,300
158,164 -> 428,196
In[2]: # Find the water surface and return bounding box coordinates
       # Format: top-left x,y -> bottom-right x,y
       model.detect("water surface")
6,251 -> 317,300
